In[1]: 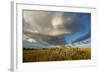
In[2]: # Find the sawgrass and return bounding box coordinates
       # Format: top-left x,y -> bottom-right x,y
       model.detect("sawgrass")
23,46 -> 91,62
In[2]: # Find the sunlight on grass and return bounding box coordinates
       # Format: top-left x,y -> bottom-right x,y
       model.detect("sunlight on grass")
23,45 -> 91,62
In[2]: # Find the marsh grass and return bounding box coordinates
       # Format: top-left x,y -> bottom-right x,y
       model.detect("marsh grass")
23,45 -> 91,62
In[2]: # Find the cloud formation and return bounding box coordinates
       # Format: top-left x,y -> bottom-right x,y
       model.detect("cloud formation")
23,10 -> 91,48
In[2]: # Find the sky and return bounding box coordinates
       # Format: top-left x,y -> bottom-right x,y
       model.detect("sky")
23,10 -> 91,48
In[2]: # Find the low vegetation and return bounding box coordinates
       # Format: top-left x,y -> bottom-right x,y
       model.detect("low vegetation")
23,45 -> 91,62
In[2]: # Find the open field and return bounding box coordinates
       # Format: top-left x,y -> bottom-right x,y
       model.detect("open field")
23,47 -> 91,62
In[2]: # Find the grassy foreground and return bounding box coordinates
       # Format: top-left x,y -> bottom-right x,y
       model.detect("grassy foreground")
23,46 -> 91,62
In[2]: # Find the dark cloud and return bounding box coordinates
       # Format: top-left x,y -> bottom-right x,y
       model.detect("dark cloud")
23,10 -> 91,48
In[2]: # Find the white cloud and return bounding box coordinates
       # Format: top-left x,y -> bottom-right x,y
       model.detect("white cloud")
27,38 -> 37,43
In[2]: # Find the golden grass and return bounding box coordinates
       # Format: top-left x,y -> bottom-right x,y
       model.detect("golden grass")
23,47 -> 91,62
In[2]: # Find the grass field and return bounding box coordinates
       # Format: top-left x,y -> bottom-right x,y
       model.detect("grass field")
23,46 -> 91,62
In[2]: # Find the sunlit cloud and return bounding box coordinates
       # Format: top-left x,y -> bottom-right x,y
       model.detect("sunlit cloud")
27,38 -> 37,43
23,10 -> 91,48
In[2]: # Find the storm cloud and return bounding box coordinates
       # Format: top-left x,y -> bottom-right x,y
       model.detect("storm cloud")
23,10 -> 91,48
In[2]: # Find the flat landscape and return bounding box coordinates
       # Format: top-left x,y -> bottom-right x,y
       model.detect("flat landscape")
23,10 -> 91,63
23,46 -> 91,62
